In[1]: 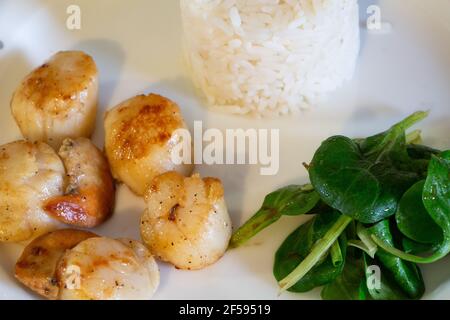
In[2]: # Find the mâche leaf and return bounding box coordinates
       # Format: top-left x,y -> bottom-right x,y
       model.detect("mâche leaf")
359,111 -> 428,162
396,180 -> 443,244
277,213 -> 352,291
406,144 -> 441,177
273,211 -> 347,292
363,254 -> 409,300
423,151 -> 450,247
321,251 -> 368,300
233,110 -> 448,300
230,184 -> 320,248
368,220 -> 425,299
372,151 -> 450,264
407,144 -> 440,160
309,136 -> 419,223
310,112 -> 429,224
402,237 -> 436,255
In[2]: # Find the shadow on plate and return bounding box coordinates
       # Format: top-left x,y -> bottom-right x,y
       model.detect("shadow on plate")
0,49 -> 33,143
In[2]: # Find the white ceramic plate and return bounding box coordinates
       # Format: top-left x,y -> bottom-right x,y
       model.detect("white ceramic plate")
1,0 -> 450,300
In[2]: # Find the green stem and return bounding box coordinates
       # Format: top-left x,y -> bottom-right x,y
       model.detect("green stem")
300,184 -> 314,192
396,111 -> 429,131
348,240 -> 375,258
230,184 -> 316,248
405,129 -> 422,145
229,208 -> 280,248
278,215 -> 353,292
356,223 -> 378,258
371,234 -> 450,264
330,240 -> 343,267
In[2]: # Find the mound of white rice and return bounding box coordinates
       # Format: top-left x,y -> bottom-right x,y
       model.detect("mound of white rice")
180,0 -> 360,117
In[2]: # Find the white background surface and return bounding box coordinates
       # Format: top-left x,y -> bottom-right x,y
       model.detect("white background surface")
0,0 -> 450,300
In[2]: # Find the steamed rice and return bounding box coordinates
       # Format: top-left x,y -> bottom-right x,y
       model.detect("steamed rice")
180,0 -> 360,117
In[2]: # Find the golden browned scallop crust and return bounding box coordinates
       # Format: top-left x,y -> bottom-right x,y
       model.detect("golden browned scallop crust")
11,51 -> 98,149
44,138 -> 115,228
104,94 -> 194,195
15,229 -> 97,299
141,171 -> 231,270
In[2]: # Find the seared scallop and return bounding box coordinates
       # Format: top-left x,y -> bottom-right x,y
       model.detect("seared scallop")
15,229 -> 97,299
44,138 -> 115,228
57,237 -> 160,300
15,230 -> 159,300
140,171 -> 232,270
11,51 -> 98,149
0,141 -> 65,242
104,94 -> 194,196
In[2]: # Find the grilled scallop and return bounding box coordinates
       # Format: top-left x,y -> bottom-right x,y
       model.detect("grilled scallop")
140,171 -> 232,270
0,138 -> 114,241
0,141 -> 65,242
15,229 -> 97,299
104,94 -> 194,196
15,230 -> 159,300
57,237 -> 160,300
44,138 -> 115,228
11,51 -> 98,149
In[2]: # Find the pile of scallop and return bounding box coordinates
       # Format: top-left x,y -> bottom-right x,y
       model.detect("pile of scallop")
1,51 -> 232,300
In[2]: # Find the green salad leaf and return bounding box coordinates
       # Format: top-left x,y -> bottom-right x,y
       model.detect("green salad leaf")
396,180 -> 443,244
309,112 -> 428,224
372,151 -> 450,263
368,220 -> 425,299
229,184 -> 320,248
406,144 -> 441,178
363,254 -> 409,300
321,251 -> 368,300
423,151 -> 450,249
277,213 -> 352,291
273,211 -> 347,292
407,144 -> 440,160
359,111 -> 428,164
309,135 -> 419,223
231,110 -> 449,300
402,237 -> 436,255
